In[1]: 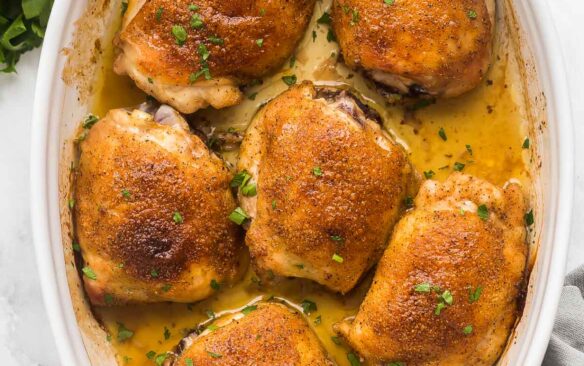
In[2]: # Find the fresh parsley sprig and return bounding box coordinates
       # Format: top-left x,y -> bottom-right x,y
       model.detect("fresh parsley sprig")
0,0 -> 53,73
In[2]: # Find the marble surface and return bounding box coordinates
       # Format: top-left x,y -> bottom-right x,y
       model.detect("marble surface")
0,3 -> 582,365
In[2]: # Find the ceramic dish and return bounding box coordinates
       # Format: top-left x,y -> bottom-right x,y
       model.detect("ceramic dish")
31,0 -> 573,365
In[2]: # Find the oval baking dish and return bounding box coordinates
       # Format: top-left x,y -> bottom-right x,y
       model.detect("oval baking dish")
31,0 -> 573,365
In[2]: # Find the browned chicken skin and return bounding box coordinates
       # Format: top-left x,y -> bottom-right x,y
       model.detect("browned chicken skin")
115,0 -> 315,113
332,0 -> 495,98
172,302 -> 333,365
237,81 -> 419,293
335,173 -> 528,365
73,105 -> 246,305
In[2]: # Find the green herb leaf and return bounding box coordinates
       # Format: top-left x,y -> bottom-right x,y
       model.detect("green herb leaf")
241,183 -> 257,197
228,207 -> 249,225
312,166 -> 323,177
241,305 -> 258,315
477,204 -> 489,221
207,351 -> 222,358
163,326 -> 171,340
468,10 -> 478,19
424,170 -> 435,179
117,322 -> 134,342
453,162 -> 466,172
82,266 -> 97,280
185,358 -> 194,366
210,279 -> 221,291
331,336 -> 342,345
522,138 -> 530,149
525,209 -> 534,226
438,127 -> 447,141
300,299 -> 317,314
469,285 -> 483,303
173,211 -> 184,223
347,352 -> 361,366
282,74 -> 297,86
414,283 -> 431,293
317,12 -> 332,25
384,0 -> 396,5
191,13 -> 204,29
172,25 -> 187,45
256,38 -> 264,47
463,324 -> 473,334
332,253 -> 344,263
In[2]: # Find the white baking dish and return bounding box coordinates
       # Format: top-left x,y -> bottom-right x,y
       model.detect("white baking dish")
30,0 -> 574,365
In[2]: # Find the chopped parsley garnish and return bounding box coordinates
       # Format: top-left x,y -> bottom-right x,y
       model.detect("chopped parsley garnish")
154,353 -> 167,365
206,324 -> 218,331
525,209 -> 534,226
312,166 -> 323,177
173,211 -> 184,223
161,284 -> 172,293
317,12 -> 332,25
248,92 -> 258,100
314,315 -> 322,325
259,8 -> 266,16
208,35 -> 224,45
190,13 -> 204,29
424,170 -> 435,179
121,189 -> 131,198
331,235 -> 344,243
241,183 -> 257,197
146,351 -> 156,360
312,30 -> 317,42
271,200 -> 277,209
104,293 -> 114,305
231,171 -> 251,188
453,162 -> 466,172
210,279 -> 220,291
387,362 -> 406,366
414,283 -> 431,293
256,38 -> 264,47
82,266 -> 97,280
463,325 -> 473,334
171,25 -> 187,45
441,290 -> 453,305
206,309 -> 216,319
434,302 -> 446,315
189,4 -> 199,11
83,114 -> 99,129
522,138 -> 530,149
229,207 -> 249,225
300,299 -> 317,314
282,74 -> 297,86
155,7 -> 164,22
72,242 -> 81,252
404,196 -> 414,208
185,358 -> 194,366
289,54 -> 296,68
466,144 -> 473,155
350,9 -> 360,25
332,253 -> 344,263
468,10 -> 478,19
68,198 -> 75,209
117,322 -> 134,342
151,268 -> 159,277
163,326 -> 171,340
347,352 -> 361,366
477,204 -> 489,220
327,29 -> 336,42
438,127 -> 447,141
207,351 -> 222,359
384,0 -> 396,5
331,336 -> 342,345
469,285 -> 483,303
241,304 -> 258,315
198,43 -> 210,60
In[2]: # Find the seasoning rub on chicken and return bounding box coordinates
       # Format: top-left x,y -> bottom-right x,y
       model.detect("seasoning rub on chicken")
336,173 -> 528,366
236,81 -> 419,294
332,0 -> 495,99
73,105 -> 246,305
115,0 -> 316,114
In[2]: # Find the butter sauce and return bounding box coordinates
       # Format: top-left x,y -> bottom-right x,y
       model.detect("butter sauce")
91,1 -> 529,365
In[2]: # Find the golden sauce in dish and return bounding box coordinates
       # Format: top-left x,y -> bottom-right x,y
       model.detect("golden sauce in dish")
89,1 -> 530,365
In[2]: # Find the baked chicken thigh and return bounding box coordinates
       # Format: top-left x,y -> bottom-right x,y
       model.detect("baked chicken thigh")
332,0 -> 495,98
237,82 -> 418,293
335,173 -> 528,365
171,302 -> 333,365
115,0 -> 315,113
73,105 -> 245,305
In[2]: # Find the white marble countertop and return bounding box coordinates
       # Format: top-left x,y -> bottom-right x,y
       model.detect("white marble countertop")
0,2 -> 582,365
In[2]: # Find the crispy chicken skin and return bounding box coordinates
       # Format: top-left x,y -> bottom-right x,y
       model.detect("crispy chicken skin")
335,173 -> 528,365
238,81 -> 419,293
73,106 -> 246,305
172,302 -> 333,366
114,0 -> 315,114
332,0 -> 495,98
